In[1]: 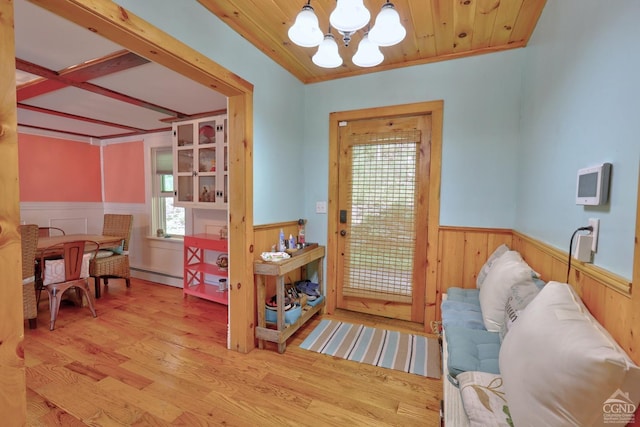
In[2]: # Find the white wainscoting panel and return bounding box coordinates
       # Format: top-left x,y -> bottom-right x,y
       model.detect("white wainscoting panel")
20,202 -> 104,234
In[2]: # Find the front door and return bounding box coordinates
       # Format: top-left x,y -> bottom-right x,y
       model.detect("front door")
335,114 -> 432,322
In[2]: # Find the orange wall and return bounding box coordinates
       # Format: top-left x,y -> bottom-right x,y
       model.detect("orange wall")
18,133 -> 102,202
103,141 -> 145,203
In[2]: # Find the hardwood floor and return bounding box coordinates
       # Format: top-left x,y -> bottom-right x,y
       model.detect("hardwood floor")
24,278 -> 442,426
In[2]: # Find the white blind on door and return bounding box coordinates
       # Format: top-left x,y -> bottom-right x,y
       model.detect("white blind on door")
343,131 -> 420,302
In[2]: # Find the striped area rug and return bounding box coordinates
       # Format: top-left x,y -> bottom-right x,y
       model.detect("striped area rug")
300,319 -> 441,379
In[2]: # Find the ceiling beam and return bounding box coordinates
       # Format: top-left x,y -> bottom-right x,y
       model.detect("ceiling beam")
62,50 -> 150,82
159,108 -> 228,123
17,102 -> 146,132
17,50 -> 150,101
16,57 -> 187,118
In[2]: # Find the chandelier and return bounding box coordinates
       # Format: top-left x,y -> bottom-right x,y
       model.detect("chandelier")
288,0 -> 406,68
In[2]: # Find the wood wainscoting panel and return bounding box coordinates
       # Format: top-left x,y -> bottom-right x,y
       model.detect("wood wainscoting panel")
511,231 -> 634,358
253,221 -> 300,259
436,227 -> 635,362
512,231 -> 631,295
436,227 -> 512,320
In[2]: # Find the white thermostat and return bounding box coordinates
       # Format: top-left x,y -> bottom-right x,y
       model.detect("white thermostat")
576,163 -> 611,206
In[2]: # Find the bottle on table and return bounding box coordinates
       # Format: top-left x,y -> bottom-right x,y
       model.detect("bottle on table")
278,228 -> 286,252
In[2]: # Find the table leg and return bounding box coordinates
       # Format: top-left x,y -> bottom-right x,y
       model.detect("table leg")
256,275 -> 266,349
276,276 -> 286,353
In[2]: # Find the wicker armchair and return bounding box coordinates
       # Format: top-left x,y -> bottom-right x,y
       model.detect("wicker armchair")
20,224 -> 39,329
90,214 -> 133,298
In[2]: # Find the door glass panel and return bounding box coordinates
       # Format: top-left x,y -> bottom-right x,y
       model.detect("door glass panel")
224,174 -> 228,203
198,147 -> 216,172
343,134 -> 419,303
177,150 -> 193,173
199,120 -> 216,144
199,176 -> 216,203
177,123 -> 193,147
177,176 -> 193,202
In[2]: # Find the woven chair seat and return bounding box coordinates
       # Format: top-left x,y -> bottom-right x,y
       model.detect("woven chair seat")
20,224 -> 39,329
90,254 -> 130,278
90,214 -> 133,298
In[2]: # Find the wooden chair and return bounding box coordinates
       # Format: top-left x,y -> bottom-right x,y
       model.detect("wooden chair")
40,240 -> 99,330
20,224 -> 39,329
90,214 -> 133,298
38,227 -> 66,237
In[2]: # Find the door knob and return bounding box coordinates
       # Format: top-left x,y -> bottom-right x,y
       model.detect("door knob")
340,230 -> 347,236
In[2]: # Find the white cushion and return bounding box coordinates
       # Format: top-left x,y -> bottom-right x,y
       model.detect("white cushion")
499,280 -> 541,341
458,371 -> 512,427
499,281 -> 640,427
95,250 -> 115,259
478,251 -> 535,332
476,244 -> 509,288
43,253 -> 91,285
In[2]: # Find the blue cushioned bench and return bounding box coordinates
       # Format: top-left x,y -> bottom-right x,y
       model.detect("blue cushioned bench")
442,288 -> 500,385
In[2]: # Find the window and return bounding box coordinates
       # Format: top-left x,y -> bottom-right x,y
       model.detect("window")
152,148 -> 185,236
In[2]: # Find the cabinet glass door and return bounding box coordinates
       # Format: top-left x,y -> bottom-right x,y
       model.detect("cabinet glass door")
198,120 -> 216,145
198,176 -> 216,203
177,150 -> 193,173
177,176 -> 194,202
173,115 -> 228,208
198,147 -> 216,172
177,123 -> 194,146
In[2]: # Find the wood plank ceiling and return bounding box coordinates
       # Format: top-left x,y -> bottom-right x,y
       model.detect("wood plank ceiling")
14,0 -> 546,139
198,0 -> 548,84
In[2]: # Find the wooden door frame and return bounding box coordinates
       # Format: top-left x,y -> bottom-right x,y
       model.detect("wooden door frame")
1,1 -> 256,421
27,0 -> 256,353
0,1 -> 25,422
327,101 -> 443,330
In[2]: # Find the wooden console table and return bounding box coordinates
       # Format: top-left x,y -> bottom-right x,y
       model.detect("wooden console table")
254,245 -> 325,353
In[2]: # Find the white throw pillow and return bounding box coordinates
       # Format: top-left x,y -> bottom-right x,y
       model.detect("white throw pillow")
476,244 -> 509,288
499,280 -> 541,341
458,371 -> 512,427
499,281 -> 640,427
44,253 -> 91,285
478,251 -> 535,332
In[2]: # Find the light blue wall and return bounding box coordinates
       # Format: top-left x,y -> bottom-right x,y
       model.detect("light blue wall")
114,0 -> 638,279
113,0 -> 307,224
302,52 -> 524,246
517,0 -> 640,279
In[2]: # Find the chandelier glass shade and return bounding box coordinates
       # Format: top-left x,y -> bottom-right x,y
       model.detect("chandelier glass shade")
352,33 -> 383,67
288,0 -> 405,68
288,5 -> 324,47
329,0 -> 370,33
368,2 -> 406,47
312,33 -> 343,68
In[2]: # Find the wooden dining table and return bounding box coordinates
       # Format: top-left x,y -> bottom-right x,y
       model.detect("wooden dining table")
36,234 -> 124,257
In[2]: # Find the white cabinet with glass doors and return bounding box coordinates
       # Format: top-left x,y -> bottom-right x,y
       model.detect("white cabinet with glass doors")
172,115 -> 228,209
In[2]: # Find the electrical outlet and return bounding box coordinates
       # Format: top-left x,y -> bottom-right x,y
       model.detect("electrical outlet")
589,218 -> 600,252
315,201 -> 327,214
